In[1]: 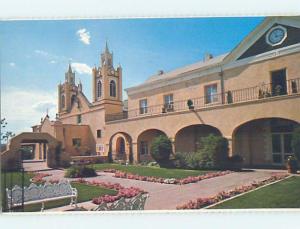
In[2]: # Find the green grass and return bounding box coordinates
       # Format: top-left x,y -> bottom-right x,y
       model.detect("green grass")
24,182 -> 117,212
211,176 -> 300,209
91,163 -> 214,179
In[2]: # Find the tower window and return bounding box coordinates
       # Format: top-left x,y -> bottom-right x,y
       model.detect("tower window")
97,129 -> 102,138
61,95 -> 65,108
110,80 -> 116,97
97,80 -> 102,98
77,114 -> 82,124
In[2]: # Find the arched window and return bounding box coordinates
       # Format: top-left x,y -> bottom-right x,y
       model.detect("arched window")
61,95 -> 65,108
110,80 -> 116,97
71,95 -> 76,105
97,80 -> 102,98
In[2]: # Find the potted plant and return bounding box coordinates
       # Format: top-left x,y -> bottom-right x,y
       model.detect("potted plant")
227,154 -> 243,171
291,80 -> 298,94
187,99 -> 194,109
286,155 -> 298,174
227,91 -> 233,104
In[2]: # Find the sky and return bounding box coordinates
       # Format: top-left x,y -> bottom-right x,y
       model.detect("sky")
0,17 -> 264,135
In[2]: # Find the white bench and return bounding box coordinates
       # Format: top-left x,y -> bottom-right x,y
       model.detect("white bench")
93,193 -> 149,211
6,180 -> 78,211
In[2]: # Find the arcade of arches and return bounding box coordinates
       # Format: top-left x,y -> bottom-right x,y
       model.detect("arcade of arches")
108,118 -> 300,167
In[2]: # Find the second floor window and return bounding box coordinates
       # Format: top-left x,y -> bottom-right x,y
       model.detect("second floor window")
140,141 -> 148,155
77,114 -> 82,124
110,80 -> 116,97
139,99 -> 148,114
205,84 -> 218,104
164,94 -> 174,110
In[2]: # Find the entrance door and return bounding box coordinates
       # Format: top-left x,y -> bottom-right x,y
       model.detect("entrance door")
271,69 -> 287,96
272,133 -> 293,165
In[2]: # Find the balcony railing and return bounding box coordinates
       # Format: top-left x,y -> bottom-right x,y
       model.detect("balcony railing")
105,78 -> 300,122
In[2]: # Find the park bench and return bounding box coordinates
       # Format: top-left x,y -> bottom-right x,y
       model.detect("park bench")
6,180 -> 78,211
93,193 -> 149,211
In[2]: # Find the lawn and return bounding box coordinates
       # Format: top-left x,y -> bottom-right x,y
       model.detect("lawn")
1,171 -> 117,212
211,176 -> 300,209
91,163 -> 214,179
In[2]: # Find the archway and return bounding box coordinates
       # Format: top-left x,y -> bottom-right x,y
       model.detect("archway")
137,129 -> 168,162
1,132 -> 61,169
174,124 -> 222,153
232,118 -> 300,167
109,132 -> 132,162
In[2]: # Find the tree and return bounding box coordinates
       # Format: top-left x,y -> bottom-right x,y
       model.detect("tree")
1,118 -> 15,143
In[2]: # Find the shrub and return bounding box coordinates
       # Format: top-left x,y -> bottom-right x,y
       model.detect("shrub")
227,155 -> 244,171
65,165 -> 97,178
174,152 -> 189,168
198,134 -> 229,168
173,135 -> 229,169
292,127 -> 300,160
150,135 -> 173,164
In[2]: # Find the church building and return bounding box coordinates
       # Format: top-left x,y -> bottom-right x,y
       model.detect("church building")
20,16 -> 300,167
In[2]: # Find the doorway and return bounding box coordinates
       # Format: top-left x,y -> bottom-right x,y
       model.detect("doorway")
271,69 -> 287,96
271,133 -> 293,165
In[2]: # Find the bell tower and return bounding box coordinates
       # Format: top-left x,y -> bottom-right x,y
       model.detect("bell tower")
92,42 -> 123,105
58,64 -> 78,114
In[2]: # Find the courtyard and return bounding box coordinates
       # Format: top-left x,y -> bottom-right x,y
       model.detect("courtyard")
2,161 -> 294,212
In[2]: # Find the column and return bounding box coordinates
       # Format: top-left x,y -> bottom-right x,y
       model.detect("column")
132,142 -> 139,164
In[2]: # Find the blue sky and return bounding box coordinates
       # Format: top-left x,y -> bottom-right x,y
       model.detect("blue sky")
1,17 -> 264,134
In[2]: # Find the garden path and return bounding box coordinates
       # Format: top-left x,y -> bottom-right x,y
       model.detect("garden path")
40,168 -> 284,210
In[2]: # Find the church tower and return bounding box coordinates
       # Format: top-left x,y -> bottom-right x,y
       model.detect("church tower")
92,42 -> 123,107
58,64 -> 79,114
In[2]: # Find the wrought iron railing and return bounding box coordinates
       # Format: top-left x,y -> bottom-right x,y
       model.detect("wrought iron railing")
105,78 -> 300,122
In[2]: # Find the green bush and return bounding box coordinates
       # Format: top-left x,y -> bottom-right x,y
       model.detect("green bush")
65,165 -> 97,178
174,134 -> 229,169
292,127 -> 300,160
174,152 -> 213,169
199,134 -> 229,168
150,135 -> 173,164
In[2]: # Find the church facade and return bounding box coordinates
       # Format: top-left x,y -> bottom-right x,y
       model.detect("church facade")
33,16 -> 300,167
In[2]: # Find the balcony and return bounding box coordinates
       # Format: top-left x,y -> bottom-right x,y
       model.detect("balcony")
105,78 -> 300,122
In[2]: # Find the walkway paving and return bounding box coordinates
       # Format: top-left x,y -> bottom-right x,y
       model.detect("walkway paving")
22,160 -> 51,172
41,168 -> 285,211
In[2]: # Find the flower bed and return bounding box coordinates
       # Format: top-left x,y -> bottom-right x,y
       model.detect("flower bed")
75,178 -> 146,205
176,173 -> 289,209
103,170 -> 232,185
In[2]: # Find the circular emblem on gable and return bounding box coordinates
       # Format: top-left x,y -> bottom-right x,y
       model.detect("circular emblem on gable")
266,25 -> 287,46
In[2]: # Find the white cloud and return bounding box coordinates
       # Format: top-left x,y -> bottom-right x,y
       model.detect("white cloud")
76,28 -> 91,45
34,49 -> 49,56
49,60 -> 57,64
72,62 -> 92,75
9,62 -> 16,67
1,87 -> 57,134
